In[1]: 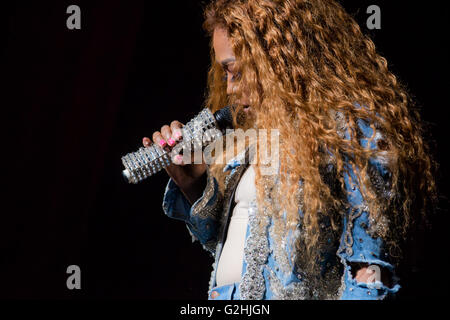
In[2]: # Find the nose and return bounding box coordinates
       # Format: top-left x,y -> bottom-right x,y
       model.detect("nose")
227,84 -> 236,96
226,76 -> 234,95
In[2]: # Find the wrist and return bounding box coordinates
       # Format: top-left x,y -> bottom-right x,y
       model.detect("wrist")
179,172 -> 207,205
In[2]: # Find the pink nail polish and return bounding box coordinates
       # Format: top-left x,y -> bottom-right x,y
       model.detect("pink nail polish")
174,131 -> 182,140
168,138 -> 175,146
174,155 -> 183,164
159,139 -> 167,147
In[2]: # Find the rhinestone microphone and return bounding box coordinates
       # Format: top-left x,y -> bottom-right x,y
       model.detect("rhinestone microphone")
121,106 -> 233,184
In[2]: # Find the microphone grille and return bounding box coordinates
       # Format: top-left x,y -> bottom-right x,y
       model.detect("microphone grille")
213,105 -> 234,131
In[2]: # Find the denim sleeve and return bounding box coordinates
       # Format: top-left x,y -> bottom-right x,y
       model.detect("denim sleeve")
162,167 -> 223,255
337,117 -> 401,300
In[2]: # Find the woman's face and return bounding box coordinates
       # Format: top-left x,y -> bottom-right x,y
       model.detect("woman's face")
213,27 -> 250,109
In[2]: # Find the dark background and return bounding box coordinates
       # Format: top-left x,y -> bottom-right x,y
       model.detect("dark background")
1,0 -> 448,299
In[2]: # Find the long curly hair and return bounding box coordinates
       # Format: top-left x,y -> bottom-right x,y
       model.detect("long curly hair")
201,0 -> 437,269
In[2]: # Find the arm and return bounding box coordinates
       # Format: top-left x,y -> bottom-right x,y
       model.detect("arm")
337,206 -> 401,300
162,166 -> 223,255
337,117 -> 401,300
143,119 -> 224,256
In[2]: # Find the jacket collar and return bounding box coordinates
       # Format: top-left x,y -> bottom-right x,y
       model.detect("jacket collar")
223,144 -> 256,172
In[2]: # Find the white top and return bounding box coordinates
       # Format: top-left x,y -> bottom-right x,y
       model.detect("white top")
215,165 -> 256,287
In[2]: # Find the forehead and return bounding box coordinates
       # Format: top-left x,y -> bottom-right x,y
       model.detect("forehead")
213,28 -> 235,63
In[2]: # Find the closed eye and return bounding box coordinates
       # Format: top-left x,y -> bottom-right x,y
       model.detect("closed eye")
222,72 -> 241,82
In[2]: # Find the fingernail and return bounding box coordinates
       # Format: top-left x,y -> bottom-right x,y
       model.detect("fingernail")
174,130 -> 182,140
159,139 -> 167,147
168,138 -> 175,146
173,154 -> 183,165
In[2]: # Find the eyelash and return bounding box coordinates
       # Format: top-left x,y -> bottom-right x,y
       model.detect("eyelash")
222,72 -> 241,82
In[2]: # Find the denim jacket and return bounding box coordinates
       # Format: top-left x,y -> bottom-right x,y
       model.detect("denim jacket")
162,108 -> 401,300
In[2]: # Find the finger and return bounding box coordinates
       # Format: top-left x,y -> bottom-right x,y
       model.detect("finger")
142,137 -> 151,147
170,120 -> 183,142
161,125 -> 175,147
152,131 -> 167,148
171,154 -> 185,166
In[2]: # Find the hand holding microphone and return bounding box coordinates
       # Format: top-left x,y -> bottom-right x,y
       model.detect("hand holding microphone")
121,106 -> 233,202
142,118 -> 208,203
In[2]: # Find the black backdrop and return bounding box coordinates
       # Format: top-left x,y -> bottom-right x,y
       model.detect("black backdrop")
1,0 -> 448,300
